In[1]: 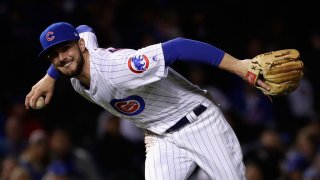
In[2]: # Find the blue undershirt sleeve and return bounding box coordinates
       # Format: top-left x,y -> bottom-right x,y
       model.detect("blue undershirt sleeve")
47,64 -> 60,80
161,37 -> 225,67
76,25 -> 95,34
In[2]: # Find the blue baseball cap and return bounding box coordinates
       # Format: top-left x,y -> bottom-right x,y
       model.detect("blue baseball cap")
39,22 -> 80,58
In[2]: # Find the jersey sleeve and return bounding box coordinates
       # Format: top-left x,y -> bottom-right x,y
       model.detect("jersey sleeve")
76,25 -> 99,49
79,31 -> 99,49
108,43 -> 168,90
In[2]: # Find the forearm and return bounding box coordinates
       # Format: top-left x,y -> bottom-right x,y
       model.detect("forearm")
161,37 -> 225,66
218,54 -> 250,78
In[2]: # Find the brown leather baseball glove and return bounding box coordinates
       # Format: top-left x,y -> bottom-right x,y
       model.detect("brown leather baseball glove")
246,49 -> 304,96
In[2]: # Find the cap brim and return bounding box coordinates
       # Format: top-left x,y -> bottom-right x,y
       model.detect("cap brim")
38,37 -> 79,58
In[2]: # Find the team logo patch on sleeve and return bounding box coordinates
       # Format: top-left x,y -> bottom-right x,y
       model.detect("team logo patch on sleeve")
110,95 -> 145,116
128,55 -> 149,73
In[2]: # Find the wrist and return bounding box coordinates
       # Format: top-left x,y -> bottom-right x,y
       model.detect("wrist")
218,53 -> 249,78
44,74 -> 57,82
237,59 -> 250,79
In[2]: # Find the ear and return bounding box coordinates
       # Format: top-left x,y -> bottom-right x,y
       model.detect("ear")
78,38 -> 86,52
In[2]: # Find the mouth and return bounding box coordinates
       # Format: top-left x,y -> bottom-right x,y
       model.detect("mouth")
59,60 -> 73,68
64,61 -> 72,68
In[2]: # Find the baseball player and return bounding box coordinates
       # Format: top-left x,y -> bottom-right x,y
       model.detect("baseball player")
26,22 -> 271,180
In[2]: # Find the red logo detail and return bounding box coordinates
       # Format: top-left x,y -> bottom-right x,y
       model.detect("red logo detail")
128,55 -> 150,74
246,72 -> 257,85
115,100 -> 140,113
46,31 -> 55,41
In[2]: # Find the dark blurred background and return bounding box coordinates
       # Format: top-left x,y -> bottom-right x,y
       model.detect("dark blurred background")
0,0 -> 319,179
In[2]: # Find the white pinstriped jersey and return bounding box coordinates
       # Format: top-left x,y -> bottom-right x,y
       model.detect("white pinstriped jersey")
71,44 -> 214,134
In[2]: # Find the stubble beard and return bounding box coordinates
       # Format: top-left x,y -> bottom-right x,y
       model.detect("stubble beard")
58,55 -> 84,78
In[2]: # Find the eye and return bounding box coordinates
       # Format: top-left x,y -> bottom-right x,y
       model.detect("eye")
61,45 -> 71,52
47,51 -> 58,61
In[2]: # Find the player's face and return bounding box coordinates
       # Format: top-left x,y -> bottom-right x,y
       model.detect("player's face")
46,41 -> 84,78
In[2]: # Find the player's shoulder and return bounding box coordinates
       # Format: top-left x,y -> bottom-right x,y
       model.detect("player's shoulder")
88,47 -> 133,63
135,43 -> 163,56
104,47 -> 136,58
88,48 -> 111,60
90,47 -> 134,55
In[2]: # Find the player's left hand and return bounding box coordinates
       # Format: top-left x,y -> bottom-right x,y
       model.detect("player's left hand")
25,74 -> 56,109
245,49 -> 303,96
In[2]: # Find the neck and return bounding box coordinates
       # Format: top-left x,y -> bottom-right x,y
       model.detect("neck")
76,50 -> 90,87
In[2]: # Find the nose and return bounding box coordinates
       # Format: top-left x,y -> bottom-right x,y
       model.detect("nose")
58,51 -> 67,62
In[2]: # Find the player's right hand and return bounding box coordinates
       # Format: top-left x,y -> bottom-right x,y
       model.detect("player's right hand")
25,74 -> 56,110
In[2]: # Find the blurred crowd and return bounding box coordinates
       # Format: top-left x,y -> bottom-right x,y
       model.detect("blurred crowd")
0,0 -> 319,179
0,104 -> 145,180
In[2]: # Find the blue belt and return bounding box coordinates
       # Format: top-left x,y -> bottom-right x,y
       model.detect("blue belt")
165,104 -> 207,133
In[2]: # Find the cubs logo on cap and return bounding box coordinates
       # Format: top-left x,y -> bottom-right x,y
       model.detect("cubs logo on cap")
39,22 -> 80,58
128,55 -> 150,74
46,32 -> 55,41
